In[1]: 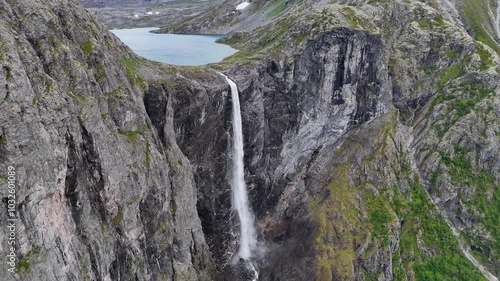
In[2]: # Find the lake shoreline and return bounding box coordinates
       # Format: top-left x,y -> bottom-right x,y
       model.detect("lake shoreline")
110,27 -> 238,66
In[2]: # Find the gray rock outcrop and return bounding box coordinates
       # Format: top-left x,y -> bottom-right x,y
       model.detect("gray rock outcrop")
0,0 -> 498,280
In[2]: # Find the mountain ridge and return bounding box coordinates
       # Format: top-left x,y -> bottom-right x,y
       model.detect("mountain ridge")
80,0 -> 170,8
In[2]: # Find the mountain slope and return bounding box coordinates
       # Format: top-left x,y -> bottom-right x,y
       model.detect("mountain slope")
0,0 -> 221,280
0,0 -> 498,280
79,0 -> 170,8
202,0 -> 500,279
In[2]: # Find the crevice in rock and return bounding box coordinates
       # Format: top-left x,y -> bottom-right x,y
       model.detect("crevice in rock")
109,240 -> 133,281
87,243 -> 103,281
64,125 -> 107,281
25,37 -> 51,76
143,84 -> 169,146
64,130 -> 81,225
79,123 -> 107,223
350,45 -> 380,126
0,127 -> 8,163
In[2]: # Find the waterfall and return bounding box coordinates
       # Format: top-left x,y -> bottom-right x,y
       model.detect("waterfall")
222,74 -> 259,261
496,0 -> 500,40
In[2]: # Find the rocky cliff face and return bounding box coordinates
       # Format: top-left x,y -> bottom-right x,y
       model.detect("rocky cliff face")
0,0 -> 216,280
168,0 -> 500,279
230,1 -> 498,280
79,0 -> 170,8
0,0 -> 499,280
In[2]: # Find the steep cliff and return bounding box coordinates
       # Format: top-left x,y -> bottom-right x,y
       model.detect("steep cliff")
165,0 -> 500,279
209,0 -> 500,279
0,0 -> 219,280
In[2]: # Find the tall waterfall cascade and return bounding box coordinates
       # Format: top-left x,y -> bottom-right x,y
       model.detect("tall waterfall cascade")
222,74 -> 259,262
496,0 -> 500,39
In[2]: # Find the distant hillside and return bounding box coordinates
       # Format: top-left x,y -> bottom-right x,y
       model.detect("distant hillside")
79,0 -> 170,8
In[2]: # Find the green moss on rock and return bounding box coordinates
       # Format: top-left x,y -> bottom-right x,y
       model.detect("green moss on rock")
80,40 -> 93,55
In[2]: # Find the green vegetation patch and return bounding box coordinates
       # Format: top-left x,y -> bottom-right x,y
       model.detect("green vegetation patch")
398,181 -> 486,280
438,65 -> 464,87
308,114 -> 487,280
256,16 -> 296,52
69,91 -> 89,103
118,129 -> 143,142
122,58 -> 145,87
122,58 -> 139,73
112,206 -> 123,226
446,49 -> 461,59
431,81 -> 493,138
308,166 -> 359,280
417,16 -> 447,30
16,259 -> 30,274
476,43 -> 494,71
266,0 -> 288,18
366,196 -> 393,241
219,51 -> 262,65
0,134 -> 6,147
80,40 -> 94,55
107,88 -> 128,100
339,7 -> 363,29
459,0 -> 500,54
94,64 -> 107,82
451,81 -> 492,119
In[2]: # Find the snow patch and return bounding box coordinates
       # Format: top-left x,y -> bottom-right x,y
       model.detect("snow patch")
236,1 -> 250,10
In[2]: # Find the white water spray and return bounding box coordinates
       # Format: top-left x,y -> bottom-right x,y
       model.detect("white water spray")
496,0 -> 500,40
223,74 -> 258,261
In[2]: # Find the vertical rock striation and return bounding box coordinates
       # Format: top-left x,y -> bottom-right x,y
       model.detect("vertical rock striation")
0,1 -> 212,280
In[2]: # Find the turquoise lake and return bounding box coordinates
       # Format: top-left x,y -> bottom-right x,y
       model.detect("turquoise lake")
110,27 -> 237,66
